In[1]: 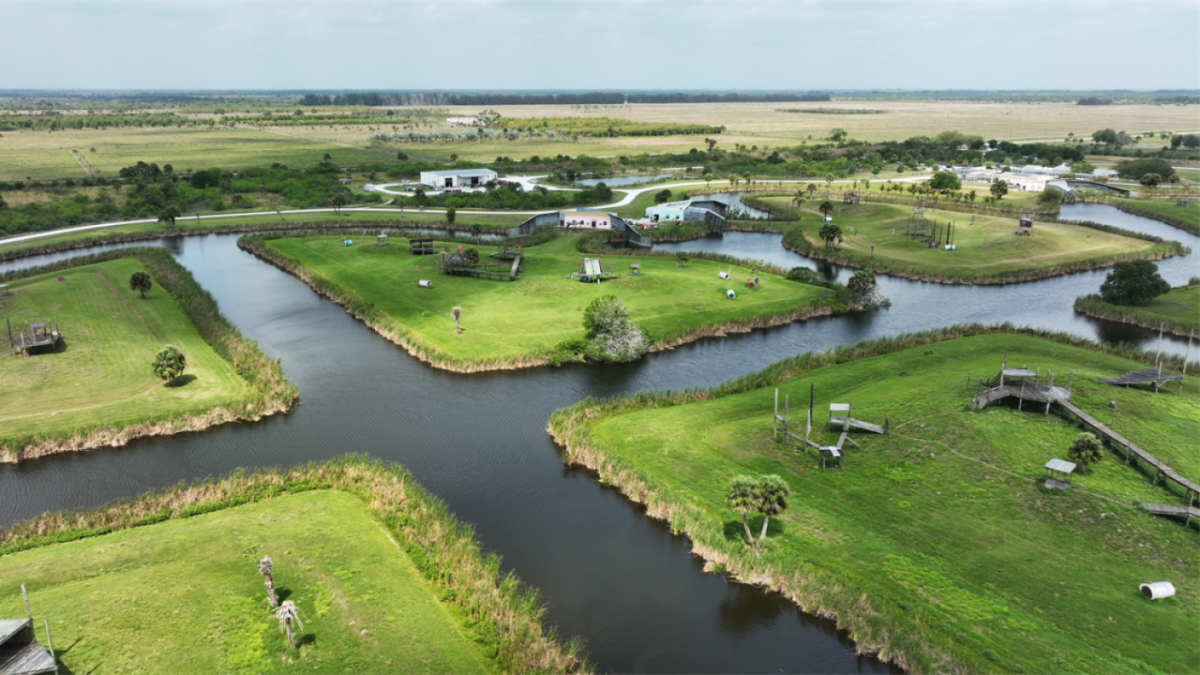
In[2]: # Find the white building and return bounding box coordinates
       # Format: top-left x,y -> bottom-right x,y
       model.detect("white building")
446,117 -> 480,126
419,168 -> 499,190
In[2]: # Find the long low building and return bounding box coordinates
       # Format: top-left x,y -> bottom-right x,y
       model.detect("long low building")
419,168 -> 499,189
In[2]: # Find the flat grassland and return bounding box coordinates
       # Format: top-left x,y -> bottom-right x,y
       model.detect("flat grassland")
0,249 -> 295,460
4,101 -> 1196,179
0,490 -> 495,674
1109,198 -> 1200,234
248,232 -> 835,370
1075,283 -> 1200,337
760,198 -> 1175,283
549,331 -> 1199,674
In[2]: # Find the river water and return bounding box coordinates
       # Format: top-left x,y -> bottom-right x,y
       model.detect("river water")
0,204 -> 1194,674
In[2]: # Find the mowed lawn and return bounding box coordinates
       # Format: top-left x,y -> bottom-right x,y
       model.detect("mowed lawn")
262,233 -> 834,366
0,257 -> 246,451
764,198 -> 1161,278
567,333 -> 1198,674
0,490 -> 494,674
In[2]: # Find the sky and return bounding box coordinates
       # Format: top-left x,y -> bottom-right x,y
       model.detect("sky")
2,0 -> 1198,91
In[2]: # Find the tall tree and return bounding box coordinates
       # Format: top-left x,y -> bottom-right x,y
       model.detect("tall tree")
157,205 -> 180,227
819,222 -> 842,248
818,199 -> 835,219
328,194 -> 347,215
756,475 -> 791,541
1099,260 -> 1170,306
990,179 -> 1008,200
726,475 -> 759,545
446,207 -> 457,225
129,271 -> 152,299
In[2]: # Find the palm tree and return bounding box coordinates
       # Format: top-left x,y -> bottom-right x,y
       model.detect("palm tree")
819,222 -> 842,248
452,306 -> 462,332
259,556 -> 278,608
807,183 -> 817,197
756,475 -> 791,541
129,271 -> 152,299
847,269 -> 876,295
818,199 -> 835,219
329,194 -> 347,215
1067,432 -> 1103,473
276,600 -> 303,651
742,172 -> 752,188
703,172 -> 712,187
152,345 -> 186,382
726,476 -> 758,545
728,174 -> 738,189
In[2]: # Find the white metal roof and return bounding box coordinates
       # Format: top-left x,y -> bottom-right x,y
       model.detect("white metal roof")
1045,458 -> 1076,474
421,169 -> 497,178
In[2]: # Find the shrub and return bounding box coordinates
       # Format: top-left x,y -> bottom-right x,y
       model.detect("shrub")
582,294 -> 648,363
1099,260 -> 1170,306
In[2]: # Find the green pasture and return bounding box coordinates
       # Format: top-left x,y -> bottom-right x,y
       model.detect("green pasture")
259,232 -> 834,368
0,257 -> 246,451
1111,198 -> 1200,233
0,126 -> 391,181
557,332 -> 1198,674
0,490 -> 493,674
760,198 -> 1166,281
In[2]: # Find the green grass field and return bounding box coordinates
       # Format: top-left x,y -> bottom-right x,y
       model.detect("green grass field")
0,490 -> 494,674
252,232 -> 834,370
0,257 -> 248,456
550,331 -> 1198,674
1110,198 -> 1200,234
1075,283 -> 1200,337
758,198 -> 1174,283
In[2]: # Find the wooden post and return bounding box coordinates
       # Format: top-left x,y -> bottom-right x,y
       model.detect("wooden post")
783,395 -> 789,440
1067,370 -> 1073,397
1018,377 -> 1025,412
807,383 -> 814,441
43,616 -> 57,675
1181,330 -> 1193,395
1045,370 -> 1054,415
773,389 -> 779,438
22,583 -> 31,620
1155,323 -> 1164,392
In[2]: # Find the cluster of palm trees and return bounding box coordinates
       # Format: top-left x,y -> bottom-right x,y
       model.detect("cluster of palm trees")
259,556 -> 304,651
726,475 -> 791,545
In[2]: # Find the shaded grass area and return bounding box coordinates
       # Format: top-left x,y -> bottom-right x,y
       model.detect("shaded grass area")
549,327 -> 1199,675
0,457 -> 587,674
243,231 -> 836,371
1075,282 -> 1200,338
758,198 -> 1186,284
0,250 -> 295,460
0,210 -> 524,261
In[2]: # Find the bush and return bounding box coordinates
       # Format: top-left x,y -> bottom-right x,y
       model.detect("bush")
1116,158 -> 1175,181
582,294 -> 648,363
928,171 -> 961,191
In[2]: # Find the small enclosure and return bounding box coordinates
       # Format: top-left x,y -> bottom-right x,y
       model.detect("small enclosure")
7,318 -> 62,355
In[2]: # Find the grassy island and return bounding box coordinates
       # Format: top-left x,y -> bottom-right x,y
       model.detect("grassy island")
0,457 -> 586,674
549,327 -> 1198,674
1075,279 -> 1200,338
1108,198 -> 1200,235
240,231 -> 839,372
755,198 -> 1186,284
0,249 -> 295,461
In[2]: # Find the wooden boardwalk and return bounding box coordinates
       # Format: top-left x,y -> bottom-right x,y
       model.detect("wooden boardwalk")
1140,502 -> 1200,519
829,416 -> 885,434
1057,399 -> 1199,496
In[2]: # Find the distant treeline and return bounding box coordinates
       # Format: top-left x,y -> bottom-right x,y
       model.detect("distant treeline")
298,92 -> 831,107
495,117 -> 723,137
1076,97 -> 1112,106
0,112 -> 218,131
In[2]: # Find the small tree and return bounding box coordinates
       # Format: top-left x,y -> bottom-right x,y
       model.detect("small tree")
582,295 -> 648,362
276,600 -> 303,651
1099,260 -> 1170,306
152,345 -> 186,382
819,222 -> 842,248
756,475 -> 791,541
990,179 -> 1009,200
323,153 -> 332,161
847,269 -> 876,295
461,247 -> 480,264
807,183 -> 817,196
328,194 -> 347,215
654,189 -> 673,204
157,205 -> 180,227
129,271 -> 152,299
818,199 -> 835,219
259,556 -> 278,608
726,475 -> 759,545
674,251 -> 690,268
446,207 -> 457,225
1139,172 -> 1162,188
470,223 -> 484,240
928,171 -> 962,191
451,306 -> 462,331
1067,432 -> 1103,473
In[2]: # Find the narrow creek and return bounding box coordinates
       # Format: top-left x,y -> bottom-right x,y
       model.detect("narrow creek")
0,204 -> 1193,673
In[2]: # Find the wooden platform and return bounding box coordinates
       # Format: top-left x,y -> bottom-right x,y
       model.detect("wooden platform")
829,416 -> 885,434
1102,369 -> 1183,387
439,253 -> 522,281
970,382 -> 1071,408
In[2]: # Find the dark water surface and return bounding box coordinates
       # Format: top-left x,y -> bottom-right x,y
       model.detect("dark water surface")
0,204 -> 1194,674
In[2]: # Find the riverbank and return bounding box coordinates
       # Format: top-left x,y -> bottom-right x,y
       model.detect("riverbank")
1074,279 -> 1200,338
548,326 -> 1198,675
238,231 -> 840,373
1106,198 -> 1200,236
756,198 -> 1188,285
0,249 -> 296,461
0,457 -> 586,674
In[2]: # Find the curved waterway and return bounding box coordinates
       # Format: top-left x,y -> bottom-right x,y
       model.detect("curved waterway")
0,204 -> 1193,674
